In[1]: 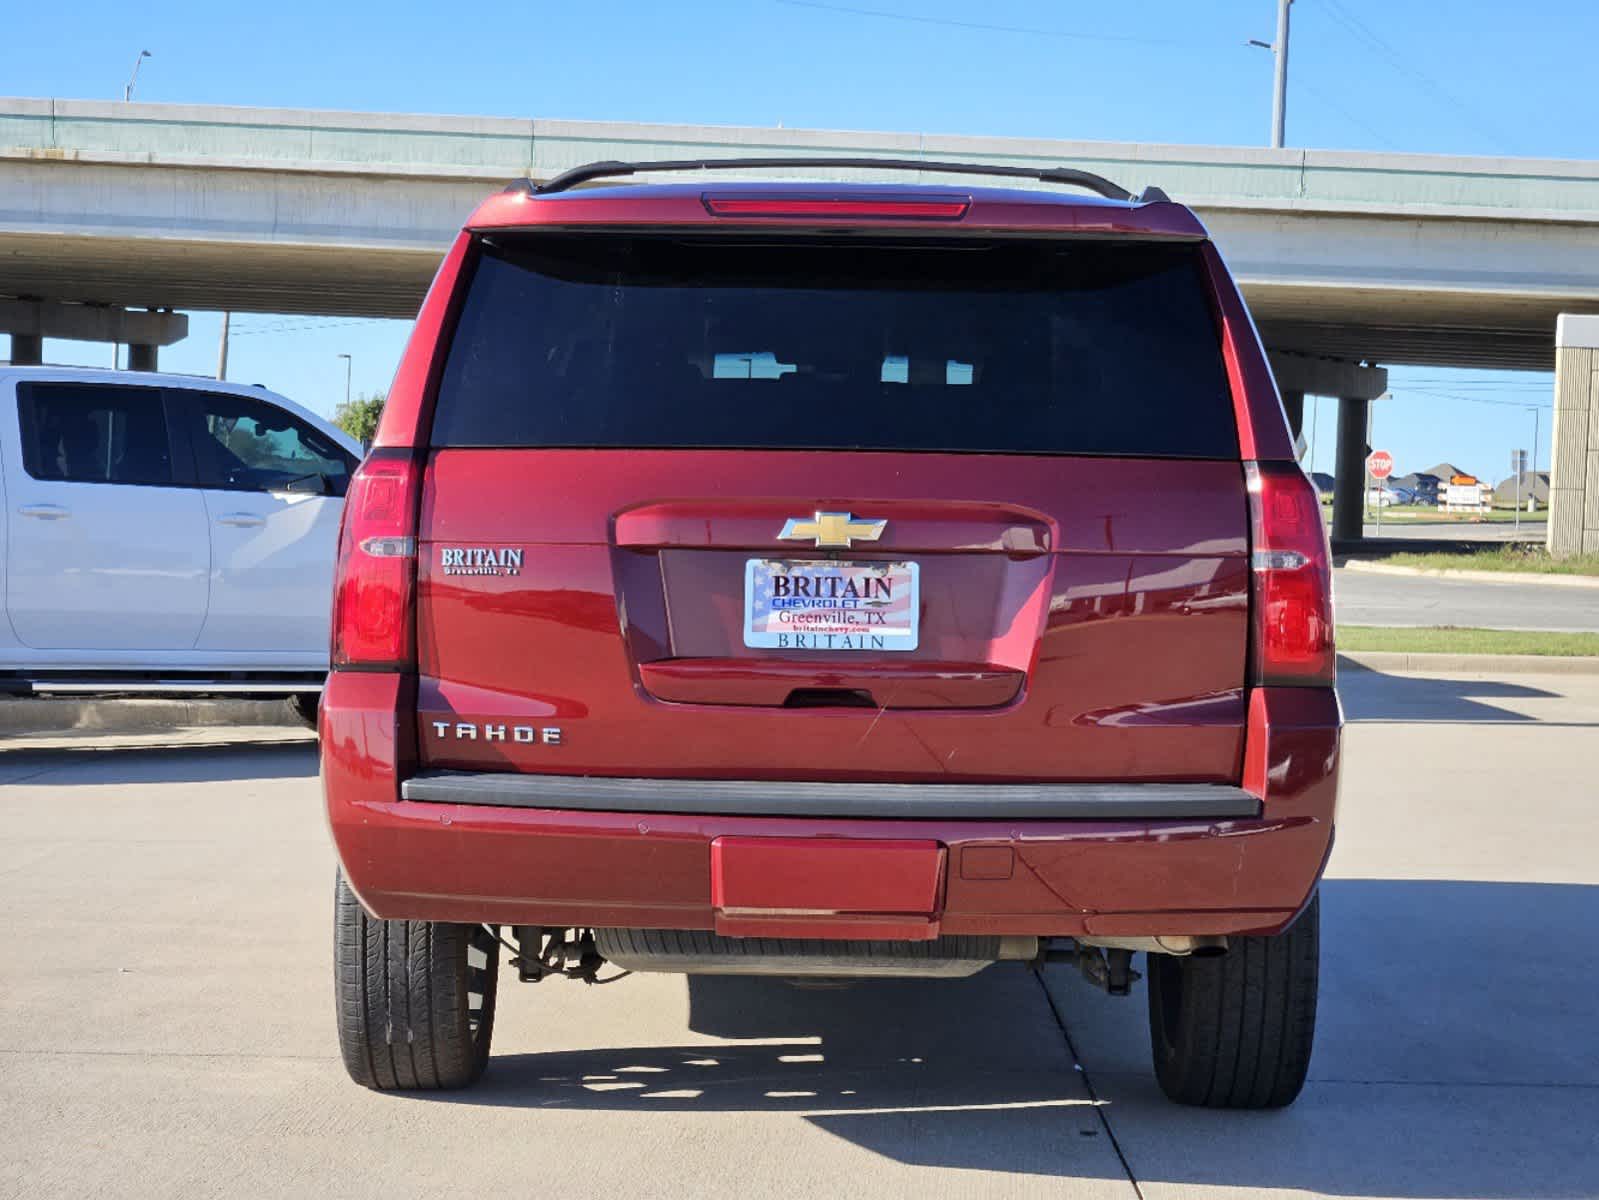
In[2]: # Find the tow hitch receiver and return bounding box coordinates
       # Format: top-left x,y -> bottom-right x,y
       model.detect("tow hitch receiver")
1040,943 -> 1143,996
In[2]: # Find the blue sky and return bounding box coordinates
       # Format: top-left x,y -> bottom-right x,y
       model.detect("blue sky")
6,0 -> 1594,480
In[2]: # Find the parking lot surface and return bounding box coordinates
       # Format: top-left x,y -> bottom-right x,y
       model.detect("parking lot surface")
3,667 -> 1597,1199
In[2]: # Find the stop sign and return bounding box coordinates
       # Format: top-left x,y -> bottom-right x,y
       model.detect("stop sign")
1367,450 -> 1394,480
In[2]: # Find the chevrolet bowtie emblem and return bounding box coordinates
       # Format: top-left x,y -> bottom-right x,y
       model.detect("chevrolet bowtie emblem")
778,511 -> 887,549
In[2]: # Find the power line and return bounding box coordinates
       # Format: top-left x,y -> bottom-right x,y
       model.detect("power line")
233,318 -> 378,334
230,317 -> 388,337
778,0 -> 1478,156
1396,388 -> 1551,410
1401,383 -> 1551,396
773,0 -> 1200,47
1400,387 -> 1547,401
1318,0 -> 1520,152
1397,379 -> 1551,390
1300,80 -> 1399,150
1399,376 -> 1551,384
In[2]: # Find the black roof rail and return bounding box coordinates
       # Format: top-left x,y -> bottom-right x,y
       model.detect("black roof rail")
514,157 -> 1169,204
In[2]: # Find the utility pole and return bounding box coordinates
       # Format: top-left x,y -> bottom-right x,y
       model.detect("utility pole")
1248,1 -> 1293,147
1271,0 -> 1292,148
216,311 -> 230,380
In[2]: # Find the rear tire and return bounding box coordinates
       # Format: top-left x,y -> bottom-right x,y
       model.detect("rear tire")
1146,892 -> 1319,1108
333,870 -> 499,1090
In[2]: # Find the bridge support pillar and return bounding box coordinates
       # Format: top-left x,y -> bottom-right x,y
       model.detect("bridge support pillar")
1265,351 -> 1387,546
1281,389 -> 1305,439
1548,315 -> 1599,557
0,299 -> 185,368
1333,396 -> 1369,545
9,332 -> 42,365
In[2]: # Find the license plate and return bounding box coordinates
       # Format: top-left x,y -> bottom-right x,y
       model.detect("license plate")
744,559 -> 919,652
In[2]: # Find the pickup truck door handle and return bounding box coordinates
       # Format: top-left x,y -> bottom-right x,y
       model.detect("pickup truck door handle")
18,504 -> 70,520
216,513 -> 267,528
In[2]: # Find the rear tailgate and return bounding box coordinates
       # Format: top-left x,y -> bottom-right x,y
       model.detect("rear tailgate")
414,231 -> 1249,783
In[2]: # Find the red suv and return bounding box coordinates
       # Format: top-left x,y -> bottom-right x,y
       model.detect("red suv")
324,158 -> 1338,1109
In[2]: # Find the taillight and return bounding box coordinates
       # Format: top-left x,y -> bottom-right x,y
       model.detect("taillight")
332,449 -> 421,669
702,193 -> 971,221
1246,461 -> 1335,686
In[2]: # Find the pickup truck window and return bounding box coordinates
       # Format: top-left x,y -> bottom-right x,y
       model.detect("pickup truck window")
17,383 -> 174,486
189,392 -> 353,496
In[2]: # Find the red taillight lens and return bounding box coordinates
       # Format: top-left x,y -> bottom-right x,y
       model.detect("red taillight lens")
332,449 -> 420,669
702,194 -> 971,221
1246,461 -> 1335,686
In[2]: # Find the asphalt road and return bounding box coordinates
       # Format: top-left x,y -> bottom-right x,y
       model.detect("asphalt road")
3,668 -> 1597,1199
1334,565 -> 1599,632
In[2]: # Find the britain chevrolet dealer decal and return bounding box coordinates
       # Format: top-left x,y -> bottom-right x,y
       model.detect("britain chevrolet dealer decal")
439,546 -> 523,576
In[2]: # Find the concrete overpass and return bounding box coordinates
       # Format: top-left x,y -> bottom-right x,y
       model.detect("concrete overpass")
3,98 -> 1599,551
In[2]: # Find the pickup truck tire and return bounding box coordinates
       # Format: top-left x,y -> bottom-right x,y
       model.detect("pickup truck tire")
333,871 -> 499,1090
1146,892 -> 1319,1108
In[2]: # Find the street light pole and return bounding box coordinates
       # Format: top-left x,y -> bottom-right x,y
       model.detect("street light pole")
1270,0 -> 1292,148
337,353 -> 352,410
124,50 -> 151,102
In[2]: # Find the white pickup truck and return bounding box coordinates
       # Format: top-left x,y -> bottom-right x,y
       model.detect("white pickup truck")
0,366 -> 362,712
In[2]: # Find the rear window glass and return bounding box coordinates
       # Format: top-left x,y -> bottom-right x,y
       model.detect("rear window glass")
431,235 -> 1237,458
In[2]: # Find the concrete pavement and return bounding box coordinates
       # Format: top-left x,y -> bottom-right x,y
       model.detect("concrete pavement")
1043,665 -> 1599,1199
3,667 -> 1597,1198
1333,563 -> 1599,632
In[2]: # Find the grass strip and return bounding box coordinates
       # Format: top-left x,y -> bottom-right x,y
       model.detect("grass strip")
1368,546 -> 1599,576
1321,504 -> 1546,525
1340,625 -> 1599,656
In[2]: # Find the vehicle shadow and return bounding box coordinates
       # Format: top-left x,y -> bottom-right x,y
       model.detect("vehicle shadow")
1337,664 -> 1581,725
447,965 -> 1120,1180
0,740 -> 318,785
420,878 -> 1599,1197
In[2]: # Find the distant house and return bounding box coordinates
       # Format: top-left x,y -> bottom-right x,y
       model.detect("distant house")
1421,461 -> 1471,483
1492,471 -> 1551,508
1310,471 -> 1335,498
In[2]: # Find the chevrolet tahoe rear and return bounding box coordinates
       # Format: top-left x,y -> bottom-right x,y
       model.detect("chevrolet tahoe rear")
323,160 -> 1338,1109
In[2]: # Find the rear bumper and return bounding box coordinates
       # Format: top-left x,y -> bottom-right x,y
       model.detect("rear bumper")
400,772 -> 1262,820
324,672 -> 1340,940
